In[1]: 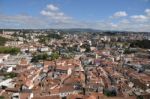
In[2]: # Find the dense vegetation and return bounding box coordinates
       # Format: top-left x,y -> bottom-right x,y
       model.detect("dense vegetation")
31,52 -> 60,63
130,40 -> 150,49
47,33 -> 63,39
31,53 -> 49,63
0,47 -> 20,54
0,36 -> 9,46
0,96 -> 4,99
4,72 -> 17,79
124,48 -> 136,54
81,44 -> 91,52
38,33 -> 63,44
50,52 -> 60,60
103,89 -> 117,96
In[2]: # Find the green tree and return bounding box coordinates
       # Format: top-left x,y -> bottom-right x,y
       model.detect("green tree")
0,36 -> 9,46
47,33 -> 63,39
0,47 -> 20,55
31,53 -> 49,63
51,52 -> 59,60
0,96 -> 4,99
130,40 -> 150,49
4,72 -> 17,79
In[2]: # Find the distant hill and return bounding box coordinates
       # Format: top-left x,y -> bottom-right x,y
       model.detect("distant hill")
59,28 -> 102,33
0,28 -> 149,34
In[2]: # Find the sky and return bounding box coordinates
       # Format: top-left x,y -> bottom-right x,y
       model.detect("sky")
0,0 -> 150,32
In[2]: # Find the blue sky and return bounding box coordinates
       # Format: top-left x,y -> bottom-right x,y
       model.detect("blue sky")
0,0 -> 150,31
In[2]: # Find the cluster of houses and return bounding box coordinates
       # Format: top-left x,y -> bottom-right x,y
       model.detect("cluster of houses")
0,30 -> 149,99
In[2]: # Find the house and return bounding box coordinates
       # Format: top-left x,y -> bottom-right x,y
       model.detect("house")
39,47 -> 49,52
7,67 -> 13,72
3,55 -> 20,67
0,79 -> 14,88
59,85 -> 81,97
11,93 -> 19,99
20,47 -> 28,52
19,92 -> 33,99
56,66 -> 72,75
32,95 -> 60,99
0,54 -> 10,63
80,48 -> 86,52
90,47 -> 96,51
5,41 -> 23,47
19,58 -> 29,66
29,46 -> 37,52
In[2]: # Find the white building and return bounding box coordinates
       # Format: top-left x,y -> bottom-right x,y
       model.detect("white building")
40,47 -> 49,52
5,41 -> 23,47
0,54 -> 10,63
29,47 -> 37,52
0,79 -> 14,88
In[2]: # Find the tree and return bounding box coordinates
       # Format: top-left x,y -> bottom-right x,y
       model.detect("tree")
124,48 -> 136,54
47,33 -> 63,39
4,72 -> 17,79
130,40 -> 150,49
0,36 -> 9,46
81,44 -> 91,52
31,56 -> 39,63
103,89 -> 117,97
31,53 -> 49,63
0,47 -> 20,55
12,32 -> 18,37
42,53 -> 48,60
0,96 -> 4,99
39,37 -> 46,44
51,52 -> 59,60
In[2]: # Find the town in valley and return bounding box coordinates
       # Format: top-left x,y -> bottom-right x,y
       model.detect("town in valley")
0,29 -> 150,99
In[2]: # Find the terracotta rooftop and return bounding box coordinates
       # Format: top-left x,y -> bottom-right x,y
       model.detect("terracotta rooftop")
19,58 -> 28,66
33,95 -> 60,99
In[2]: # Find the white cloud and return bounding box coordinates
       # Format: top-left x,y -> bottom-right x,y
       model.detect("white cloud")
46,4 -> 59,11
131,15 -> 147,22
40,4 -> 72,23
0,6 -> 150,32
145,9 -> 150,16
0,14 -> 49,29
120,19 -> 130,24
112,11 -> 128,18
130,8 -> 150,22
